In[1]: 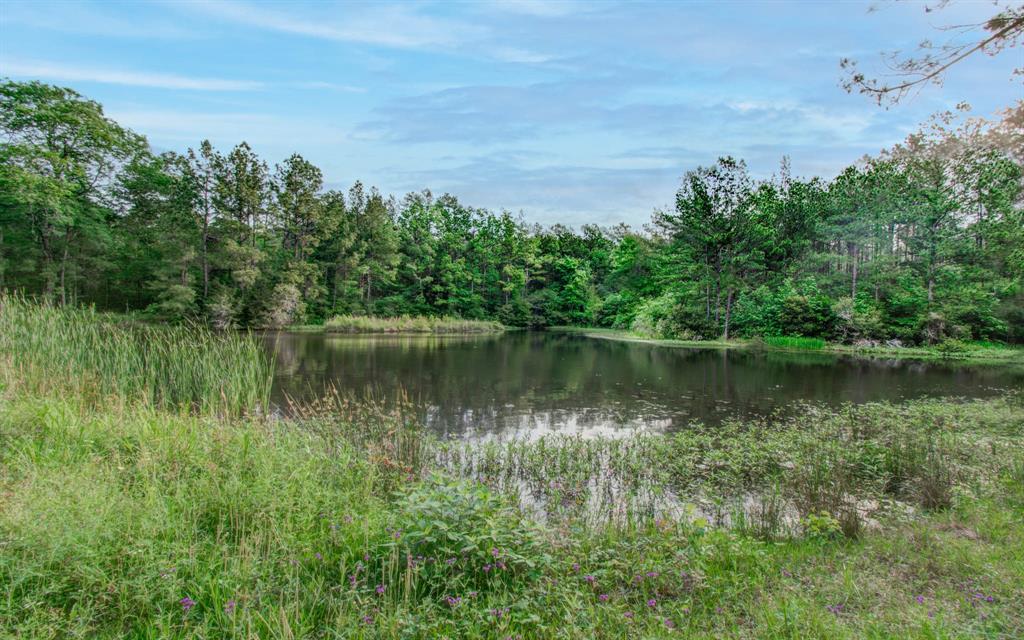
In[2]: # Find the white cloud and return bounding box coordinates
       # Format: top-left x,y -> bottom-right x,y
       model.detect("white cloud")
1,59 -> 263,91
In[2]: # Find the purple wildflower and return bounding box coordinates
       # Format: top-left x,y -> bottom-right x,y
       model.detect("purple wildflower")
646,571 -> 659,578
492,548 -> 501,558
375,584 -> 385,595
180,596 -> 196,613
446,557 -> 457,566
483,564 -> 492,573
624,611 -> 634,619
915,595 -> 925,604
826,603 -> 844,615
598,594 -> 610,602
584,575 -> 596,584
315,552 -> 323,561
572,562 -> 580,572
445,595 -> 462,607
362,614 -> 373,625
497,561 -> 507,570
647,598 -> 657,608
224,600 -> 237,615
664,618 -> 676,629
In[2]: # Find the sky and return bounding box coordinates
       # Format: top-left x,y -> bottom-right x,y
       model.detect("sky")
1,0 -> 1021,226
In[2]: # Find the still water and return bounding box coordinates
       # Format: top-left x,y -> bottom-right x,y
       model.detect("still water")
265,331 -> 1022,438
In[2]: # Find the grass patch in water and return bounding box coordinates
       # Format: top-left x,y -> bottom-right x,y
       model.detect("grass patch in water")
761,335 -> 827,350
321,314 -> 505,334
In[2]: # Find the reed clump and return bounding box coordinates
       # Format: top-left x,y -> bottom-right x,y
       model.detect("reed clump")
0,294 -> 273,417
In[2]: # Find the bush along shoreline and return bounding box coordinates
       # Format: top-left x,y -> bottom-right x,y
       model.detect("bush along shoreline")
2,298 -> 1023,638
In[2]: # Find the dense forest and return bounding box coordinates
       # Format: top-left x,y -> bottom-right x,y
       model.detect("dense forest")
1,80 -> 1022,343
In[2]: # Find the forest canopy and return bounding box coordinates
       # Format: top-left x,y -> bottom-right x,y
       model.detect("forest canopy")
1,80 -> 1022,344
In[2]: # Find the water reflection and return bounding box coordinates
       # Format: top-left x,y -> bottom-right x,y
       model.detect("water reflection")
265,331 -> 1022,437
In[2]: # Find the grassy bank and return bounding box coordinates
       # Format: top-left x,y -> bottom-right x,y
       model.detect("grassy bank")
2,299 -> 1023,638
301,314 -> 506,334
554,326 -> 1024,363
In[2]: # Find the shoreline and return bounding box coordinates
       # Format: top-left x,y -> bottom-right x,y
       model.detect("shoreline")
551,326 -> 1024,364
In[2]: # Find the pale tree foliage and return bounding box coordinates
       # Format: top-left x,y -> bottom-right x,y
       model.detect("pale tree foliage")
841,1 -> 1024,106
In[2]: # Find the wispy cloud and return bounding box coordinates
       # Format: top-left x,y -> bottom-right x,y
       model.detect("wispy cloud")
1,59 -> 264,91
293,81 -> 366,94
188,0 -> 482,50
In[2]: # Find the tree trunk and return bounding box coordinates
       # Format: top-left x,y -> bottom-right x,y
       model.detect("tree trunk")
723,288 -> 733,340
850,243 -> 858,300
201,217 -> 210,300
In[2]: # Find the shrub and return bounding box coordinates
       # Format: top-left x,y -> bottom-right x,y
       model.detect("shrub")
389,475 -> 549,596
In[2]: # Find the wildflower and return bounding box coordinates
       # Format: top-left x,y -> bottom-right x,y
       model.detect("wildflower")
915,595 -> 925,604
446,557 -> 457,566
496,561 -> 507,570
362,614 -> 373,625
664,618 -> 676,629
826,603 -> 844,615
315,552 -> 323,561
647,598 -> 657,608
224,600 -> 237,615
572,562 -> 580,572
646,571 -> 659,578
180,596 -> 196,613
445,595 -> 462,607
598,594 -> 609,602
492,547 -> 501,557
483,564 -> 492,573
375,584 -> 385,595
624,611 -> 634,619
584,575 -> 596,584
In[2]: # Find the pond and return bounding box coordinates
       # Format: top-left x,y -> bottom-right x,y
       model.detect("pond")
264,331 -> 1022,438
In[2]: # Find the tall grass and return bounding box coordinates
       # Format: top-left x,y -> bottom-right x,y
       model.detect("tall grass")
0,295 -> 273,416
324,314 -> 504,334
762,335 -> 827,350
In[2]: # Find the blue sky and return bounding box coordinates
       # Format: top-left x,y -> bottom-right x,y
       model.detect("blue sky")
1,1 -> 1020,225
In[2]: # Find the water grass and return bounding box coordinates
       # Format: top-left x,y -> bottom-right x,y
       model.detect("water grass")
0,294 -> 273,417
322,314 -> 505,334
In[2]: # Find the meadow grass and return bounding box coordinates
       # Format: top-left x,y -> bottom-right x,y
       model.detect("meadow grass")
321,315 -> 505,334
1,300 -> 1023,638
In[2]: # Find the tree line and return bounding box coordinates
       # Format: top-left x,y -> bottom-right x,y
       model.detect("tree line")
1,80 -> 1021,344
